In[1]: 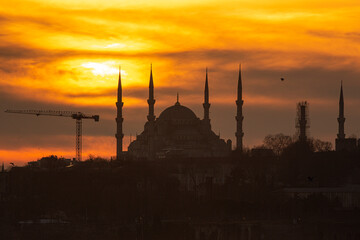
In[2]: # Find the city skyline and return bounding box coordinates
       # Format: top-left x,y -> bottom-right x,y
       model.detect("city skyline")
1,0 -> 360,164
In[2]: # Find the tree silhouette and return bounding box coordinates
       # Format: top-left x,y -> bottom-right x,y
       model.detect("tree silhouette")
263,134 -> 294,156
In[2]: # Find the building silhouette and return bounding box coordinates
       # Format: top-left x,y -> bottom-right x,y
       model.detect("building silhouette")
125,67 -> 234,160
335,82 -> 358,151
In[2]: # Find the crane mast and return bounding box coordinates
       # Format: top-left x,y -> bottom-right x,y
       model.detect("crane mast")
5,109 -> 100,161
76,119 -> 82,162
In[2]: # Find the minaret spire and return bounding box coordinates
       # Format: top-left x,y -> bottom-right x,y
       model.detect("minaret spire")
203,67 -> 211,124
147,64 -> 156,160
117,65 -> 122,102
337,81 -> 345,139
116,65 -> 124,160
175,92 -> 180,105
147,64 -> 156,122
235,64 -> 244,152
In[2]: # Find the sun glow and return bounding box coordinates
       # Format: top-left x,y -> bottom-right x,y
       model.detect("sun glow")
81,61 -> 125,77
103,43 -> 124,49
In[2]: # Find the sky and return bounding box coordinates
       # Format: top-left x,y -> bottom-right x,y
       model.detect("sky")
1,0 -> 360,166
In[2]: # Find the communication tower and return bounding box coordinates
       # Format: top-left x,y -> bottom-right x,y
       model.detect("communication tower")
296,101 -> 309,142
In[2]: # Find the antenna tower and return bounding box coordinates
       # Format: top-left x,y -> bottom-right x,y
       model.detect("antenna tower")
296,101 -> 309,142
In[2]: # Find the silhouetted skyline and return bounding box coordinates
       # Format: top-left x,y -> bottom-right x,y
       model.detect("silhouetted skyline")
1,3 -> 360,239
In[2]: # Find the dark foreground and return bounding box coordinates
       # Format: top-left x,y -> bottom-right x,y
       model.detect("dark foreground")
1,146 -> 360,239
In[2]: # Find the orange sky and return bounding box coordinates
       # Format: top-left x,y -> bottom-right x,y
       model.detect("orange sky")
1,0 -> 360,166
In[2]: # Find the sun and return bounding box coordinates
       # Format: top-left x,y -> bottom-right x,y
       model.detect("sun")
81,61 -> 127,77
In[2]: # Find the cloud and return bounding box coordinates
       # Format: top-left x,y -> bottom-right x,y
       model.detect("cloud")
308,30 -> 360,42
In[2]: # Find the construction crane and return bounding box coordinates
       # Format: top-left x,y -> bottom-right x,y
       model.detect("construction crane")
5,110 -> 99,161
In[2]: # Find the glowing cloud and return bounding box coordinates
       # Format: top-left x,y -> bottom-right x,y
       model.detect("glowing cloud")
103,43 -> 123,49
81,61 -> 126,77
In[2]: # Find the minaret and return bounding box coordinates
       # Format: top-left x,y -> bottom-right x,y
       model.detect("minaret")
147,65 -> 156,122
147,65 -> 156,160
337,81 -> 345,139
203,68 -> 211,125
116,66 -> 124,160
235,64 -> 244,152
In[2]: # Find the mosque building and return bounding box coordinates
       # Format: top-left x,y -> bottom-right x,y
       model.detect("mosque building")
116,66 -> 244,160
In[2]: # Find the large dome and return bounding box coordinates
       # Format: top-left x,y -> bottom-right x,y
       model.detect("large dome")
158,102 -> 198,121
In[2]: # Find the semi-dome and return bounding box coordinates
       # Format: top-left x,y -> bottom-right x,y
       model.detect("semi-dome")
158,102 -> 197,121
